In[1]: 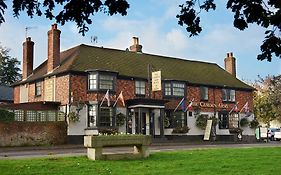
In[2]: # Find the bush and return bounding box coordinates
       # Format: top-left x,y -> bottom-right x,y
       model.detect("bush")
0,109 -> 15,122
240,118 -> 249,127
116,113 -> 126,126
195,114 -> 217,130
249,120 -> 259,129
98,128 -> 119,135
172,126 -> 190,134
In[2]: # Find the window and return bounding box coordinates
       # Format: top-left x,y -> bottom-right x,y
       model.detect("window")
88,105 -> 97,127
164,83 -> 171,96
26,111 -> 37,122
229,113 -> 239,128
14,110 -> 24,121
164,82 -> 185,97
164,110 -> 187,128
35,81 -> 42,96
99,107 -> 114,127
200,87 -> 208,101
222,89 -> 235,102
135,80 -> 146,95
99,75 -> 114,90
88,73 -> 97,90
219,112 -> 229,129
88,72 -> 115,91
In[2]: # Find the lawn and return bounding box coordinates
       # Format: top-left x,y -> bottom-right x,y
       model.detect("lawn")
0,147 -> 280,175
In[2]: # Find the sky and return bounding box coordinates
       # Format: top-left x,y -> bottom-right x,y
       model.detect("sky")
0,0 -> 280,82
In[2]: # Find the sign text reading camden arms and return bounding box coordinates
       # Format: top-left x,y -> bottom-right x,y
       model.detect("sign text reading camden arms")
192,102 -> 228,109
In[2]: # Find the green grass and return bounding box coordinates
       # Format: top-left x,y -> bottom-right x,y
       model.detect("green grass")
0,147 -> 280,175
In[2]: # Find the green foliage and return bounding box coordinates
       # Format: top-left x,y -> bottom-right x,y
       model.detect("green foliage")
116,113 -> 125,126
172,126 -> 190,134
195,114 -> 217,130
254,76 -> 279,126
249,119 -> 260,129
240,118 -> 249,127
177,0 -> 280,61
0,0 -> 129,36
98,128 -> 118,135
0,45 -> 21,85
68,112 -> 79,122
0,109 -> 15,122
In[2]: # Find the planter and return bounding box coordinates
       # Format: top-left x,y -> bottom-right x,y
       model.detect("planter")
84,135 -> 152,160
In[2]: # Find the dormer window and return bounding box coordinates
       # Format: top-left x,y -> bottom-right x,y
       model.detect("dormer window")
88,72 -> 116,91
164,81 -> 185,97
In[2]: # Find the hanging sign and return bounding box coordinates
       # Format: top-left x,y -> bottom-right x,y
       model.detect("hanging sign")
152,71 -> 161,91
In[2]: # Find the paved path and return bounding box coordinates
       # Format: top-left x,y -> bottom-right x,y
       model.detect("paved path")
1,142 -> 281,159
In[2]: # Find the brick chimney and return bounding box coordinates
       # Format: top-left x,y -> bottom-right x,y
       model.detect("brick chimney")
22,37 -> 34,80
129,37 -> 142,53
47,24 -> 61,73
224,52 -> 236,77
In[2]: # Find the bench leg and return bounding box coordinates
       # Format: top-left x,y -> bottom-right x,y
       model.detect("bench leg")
87,147 -> 102,160
134,145 -> 150,158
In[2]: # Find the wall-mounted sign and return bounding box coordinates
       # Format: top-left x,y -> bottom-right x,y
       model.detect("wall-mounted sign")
192,102 -> 228,109
152,71 -> 161,91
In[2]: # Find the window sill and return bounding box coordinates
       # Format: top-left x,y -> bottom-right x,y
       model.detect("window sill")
35,95 -> 42,97
222,101 -> 236,104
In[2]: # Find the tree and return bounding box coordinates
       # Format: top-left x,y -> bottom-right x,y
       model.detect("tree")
0,0 -> 280,61
253,76 -> 280,127
0,45 -> 21,86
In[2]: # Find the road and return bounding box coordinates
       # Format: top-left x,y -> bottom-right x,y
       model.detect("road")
1,142 -> 281,159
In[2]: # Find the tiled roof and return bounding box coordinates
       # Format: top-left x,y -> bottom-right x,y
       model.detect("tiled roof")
0,85 -> 13,101
14,44 -> 254,90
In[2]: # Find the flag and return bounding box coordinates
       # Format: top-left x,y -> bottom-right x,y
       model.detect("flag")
174,98 -> 185,112
100,90 -> 110,107
113,91 -> 125,107
185,98 -> 194,112
180,98 -> 186,111
239,102 -> 249,113
229,102 -> 239,114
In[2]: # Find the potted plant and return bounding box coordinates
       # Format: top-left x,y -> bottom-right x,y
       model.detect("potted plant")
240,118 -> 249,127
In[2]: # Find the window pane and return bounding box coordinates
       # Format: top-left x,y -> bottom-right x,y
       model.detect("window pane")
222,89 -> 227,101
35,82 -> 42,96
88,105 -> 97,127
99,107 -> 113,127
172,83 -> 185,96
14,110 -> 24,121
200,87 -> 208,100
230,90 -> 235,101
99,75 -> 114,90
135,80 -> 145,95
48,111 -> 56,121
88,73 -> 97,90
164,83 -> 171,96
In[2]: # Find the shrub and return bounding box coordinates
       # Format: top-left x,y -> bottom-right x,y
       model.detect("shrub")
196,114 -> 217,130
172,126 -> 190,134
116,113 -> 126,126
240,118 -> 249,127
229,128 -> 243,134
68,112 -> 79,122
249,119 -> 260,129
0,109 -> 15,122
99,128 -> 119,135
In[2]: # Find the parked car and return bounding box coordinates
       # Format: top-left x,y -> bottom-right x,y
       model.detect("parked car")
268,128 -> 280,141
274,129 -> 281,141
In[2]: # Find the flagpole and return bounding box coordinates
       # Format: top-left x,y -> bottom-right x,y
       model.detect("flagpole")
174,98 -> 184,112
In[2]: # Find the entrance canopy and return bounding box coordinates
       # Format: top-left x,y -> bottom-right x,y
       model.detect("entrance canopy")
126,99 -> 168,109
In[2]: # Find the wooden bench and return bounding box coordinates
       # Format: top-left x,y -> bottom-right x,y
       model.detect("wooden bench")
84,135 -> 152,160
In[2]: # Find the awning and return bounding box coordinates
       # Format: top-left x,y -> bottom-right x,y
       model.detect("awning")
126,98 -> 169,109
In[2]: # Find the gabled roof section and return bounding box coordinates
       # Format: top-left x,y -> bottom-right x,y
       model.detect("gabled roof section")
14,44 -> 254,90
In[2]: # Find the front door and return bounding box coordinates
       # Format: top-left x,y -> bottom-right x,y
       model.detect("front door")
133,108 -> 154,135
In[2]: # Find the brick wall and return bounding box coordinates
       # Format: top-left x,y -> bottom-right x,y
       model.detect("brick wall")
55,75 -> 70,105
28,81 -> 44,102
0,122 -> 67,147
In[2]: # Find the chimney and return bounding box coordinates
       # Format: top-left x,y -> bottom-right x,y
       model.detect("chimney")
224,52 -> 236,77
47,24 -> 61,73
22,37 -> 34,79
129,37 -> 142,53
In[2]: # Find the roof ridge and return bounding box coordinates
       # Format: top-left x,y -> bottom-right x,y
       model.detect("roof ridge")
78,44 -> 217,66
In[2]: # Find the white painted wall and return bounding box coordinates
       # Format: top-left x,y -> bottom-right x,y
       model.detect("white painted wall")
67,105 -> 88,135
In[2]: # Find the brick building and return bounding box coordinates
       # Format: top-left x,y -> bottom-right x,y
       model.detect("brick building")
12,24 -> 255,143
